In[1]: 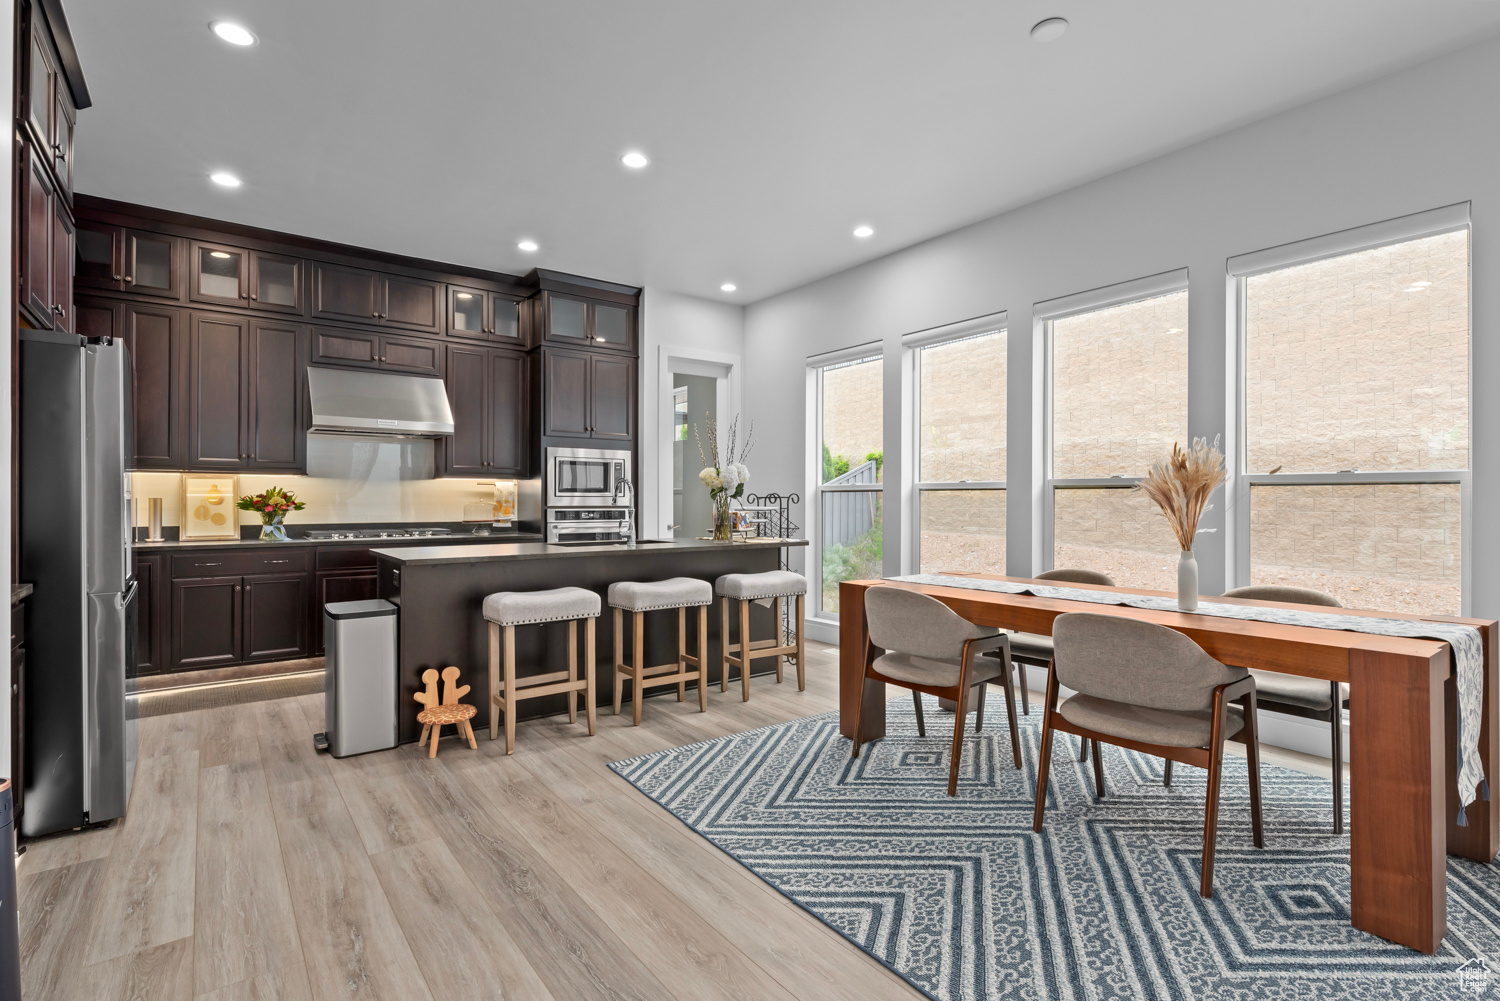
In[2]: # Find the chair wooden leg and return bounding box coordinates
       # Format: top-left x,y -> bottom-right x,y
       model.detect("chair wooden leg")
567,619 -> 578,724
1200,691 -> 1229,897
418,723 -> 430,748
1091,737 -> 1106,799
1163,759 -> 1174,786
1033,715 -> 1056,831
1245,690 -> 1265,848
461,719 -> 477,749
631,611 -> 646,725
697,606 -> 708,712
738,598 -> 752,702
488,622 -> 500,740
973,682 -> 986,732
1077,736 -> 1089,762
503,625 -> 517,755
584,616 -> 597,735
1329,683 -> 1344,834
997,660 -> 1023,770
1018,663 -> 1030,716
794,594 -> 806,691
912,688 -> 926,737
774,596 -> 785,683
429,722 -> 441,758
719,597 -> 729,693
613,607 -> 624,716
947,691 -> 967,797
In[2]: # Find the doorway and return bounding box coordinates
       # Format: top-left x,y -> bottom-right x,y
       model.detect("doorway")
654,346 -> 739,539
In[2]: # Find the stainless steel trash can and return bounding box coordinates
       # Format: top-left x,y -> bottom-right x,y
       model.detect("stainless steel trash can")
324,599 -> 398,758
1,778 -> 20,1001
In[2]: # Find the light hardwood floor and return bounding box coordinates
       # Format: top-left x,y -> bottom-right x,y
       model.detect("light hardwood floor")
17,640 -> 1341,1001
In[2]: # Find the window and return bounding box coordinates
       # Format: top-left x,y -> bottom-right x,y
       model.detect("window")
913,328 -> 1006,573
1235,218 -> 1469,615
814,352 -> 884,614
1044,280 -> 1189,590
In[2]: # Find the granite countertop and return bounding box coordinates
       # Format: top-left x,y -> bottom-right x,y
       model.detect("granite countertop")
12,582 -> 33,605
373,537 -> 809,566
135,531 -> 543,551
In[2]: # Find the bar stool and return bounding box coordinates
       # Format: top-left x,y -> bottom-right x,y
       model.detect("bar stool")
716,570 -> 807,700
609,577 -> 712,725
483,586 -> 600,755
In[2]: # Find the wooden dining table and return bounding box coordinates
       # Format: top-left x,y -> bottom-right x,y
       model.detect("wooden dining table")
837,574 -> 1499,955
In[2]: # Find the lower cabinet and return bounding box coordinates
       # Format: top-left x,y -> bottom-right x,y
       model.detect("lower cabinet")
171,575 -> 243,670
134,554 -> 163,674
244,573 -> 310,661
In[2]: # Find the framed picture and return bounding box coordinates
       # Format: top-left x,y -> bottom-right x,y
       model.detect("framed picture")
180,474 -> 240,540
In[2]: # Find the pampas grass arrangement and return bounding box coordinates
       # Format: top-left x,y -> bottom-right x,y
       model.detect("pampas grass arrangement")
1137,437 -> 1227,551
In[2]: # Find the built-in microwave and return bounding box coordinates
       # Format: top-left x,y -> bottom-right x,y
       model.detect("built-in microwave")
546,446 -> 631,507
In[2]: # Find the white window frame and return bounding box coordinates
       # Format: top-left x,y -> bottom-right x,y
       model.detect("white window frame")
904,312 -> 1008,573
1227,203 -> 1472,614
807,342 -> 885,622
1036,270 -> 1190,569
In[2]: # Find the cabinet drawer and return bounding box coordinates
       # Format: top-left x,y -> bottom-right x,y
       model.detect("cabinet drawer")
316,546 -> 377,570
172,549 -> 310,578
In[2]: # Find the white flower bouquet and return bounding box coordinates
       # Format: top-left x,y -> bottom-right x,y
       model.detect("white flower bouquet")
694,413 -> 755,540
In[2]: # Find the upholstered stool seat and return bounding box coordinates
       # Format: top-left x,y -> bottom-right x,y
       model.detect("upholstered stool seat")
714,570 -> 807,699
483,586 -> 600,754
609,578 -> 712,724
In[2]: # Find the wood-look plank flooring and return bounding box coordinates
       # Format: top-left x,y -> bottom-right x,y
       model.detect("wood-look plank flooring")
18,640 -> 1338,1001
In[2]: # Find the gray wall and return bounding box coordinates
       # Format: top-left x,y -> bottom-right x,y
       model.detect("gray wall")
743,33 -> 1500,627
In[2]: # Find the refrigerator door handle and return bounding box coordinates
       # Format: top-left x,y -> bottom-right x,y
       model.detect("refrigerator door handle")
116,578 -> 138,611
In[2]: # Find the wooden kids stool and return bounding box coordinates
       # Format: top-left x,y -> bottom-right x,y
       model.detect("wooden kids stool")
415,666 -> 478,758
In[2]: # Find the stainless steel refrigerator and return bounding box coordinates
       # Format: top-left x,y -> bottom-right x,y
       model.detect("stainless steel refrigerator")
19,330 -> 137,837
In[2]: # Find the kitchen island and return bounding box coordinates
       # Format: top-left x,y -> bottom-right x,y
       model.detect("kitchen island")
374,538 -> 809,742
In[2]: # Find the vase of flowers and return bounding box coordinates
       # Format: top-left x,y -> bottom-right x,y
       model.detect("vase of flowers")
695,413 -> 755,542
1137,438 -> 1226,611
237,485 -> 307,542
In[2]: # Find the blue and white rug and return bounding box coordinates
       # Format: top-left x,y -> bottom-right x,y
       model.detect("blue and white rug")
608,701 -> 1500,1001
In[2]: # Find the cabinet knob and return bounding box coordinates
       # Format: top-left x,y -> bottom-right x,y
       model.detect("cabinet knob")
240,453 -> 247,459
240,293 -> 249,300
250,294 -> 258,300
372,311 -> 379,318
235,585 -> 241,592
112,274 -> 121,281
124,275 -> 135,283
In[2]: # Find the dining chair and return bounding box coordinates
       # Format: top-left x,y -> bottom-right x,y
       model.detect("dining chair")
852,585 -> 1023,795
1001,568 -> 1117,717
1032,611 -> 1264,897
1223,584 -> 1346,832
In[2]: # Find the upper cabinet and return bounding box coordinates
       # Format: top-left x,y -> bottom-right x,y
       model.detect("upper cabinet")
311,262 -> 442,334
189,241 -> 304,313
534,291 -> 636,354
21,0 -> 83,204
540,348 -> 634,441
448,287 -> 523,345
440,344 -> 528,477
18,141 -> 75,332
75,222 -> 180,298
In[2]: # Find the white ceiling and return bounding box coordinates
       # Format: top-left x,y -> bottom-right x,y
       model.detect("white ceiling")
67,1 -> 1500,303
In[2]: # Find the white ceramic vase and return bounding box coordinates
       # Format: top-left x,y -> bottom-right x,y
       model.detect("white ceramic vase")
1178,549 -> 1199,611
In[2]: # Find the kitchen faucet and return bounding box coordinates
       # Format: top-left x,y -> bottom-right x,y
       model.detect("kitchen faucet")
613,476 -> 636,547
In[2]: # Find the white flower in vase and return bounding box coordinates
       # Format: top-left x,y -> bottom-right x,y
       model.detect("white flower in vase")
698,467 -> 723,490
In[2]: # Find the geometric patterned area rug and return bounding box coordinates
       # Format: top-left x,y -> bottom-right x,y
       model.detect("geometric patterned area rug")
608,701 -> 1500,1001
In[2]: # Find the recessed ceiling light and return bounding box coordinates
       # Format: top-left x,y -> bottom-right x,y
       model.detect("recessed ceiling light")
209,171 -> 242,188
1030,17 -> 1069,42
720,283 -> 737,293
621,151 -> 650,169
852,224 -> 874,239
516,239 -> 539,253
210,21 -> 257,46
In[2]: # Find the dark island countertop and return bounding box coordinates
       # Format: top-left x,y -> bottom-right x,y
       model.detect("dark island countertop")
135,531 -> 543,551
372,537 -> 807,566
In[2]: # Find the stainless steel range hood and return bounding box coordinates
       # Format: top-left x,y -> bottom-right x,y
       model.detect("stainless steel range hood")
307,365 -> 454,437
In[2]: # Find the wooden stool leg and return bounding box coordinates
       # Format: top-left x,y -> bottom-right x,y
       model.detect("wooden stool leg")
613,607 -> 625,716
419,723 -> 430,748
585,616 -> 597,736
774,596 -> 785,683
719,596 -> 729,692
462,719 -> 477,749
677,607 -> 687,702
697,605 -> 708,712
738,598 -> 752,702
567,619 -> 579,723
503,625 -> 517,755
632,611 -> 646,725
488,622 -> 500,740
794,593 -> 806,691
429,722 -> 441,758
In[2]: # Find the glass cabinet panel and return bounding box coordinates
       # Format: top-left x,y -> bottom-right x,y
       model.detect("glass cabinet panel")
492,297 -> 520,339
593,303 -> 630,347
28,33 -> 50,143
255,256 -> 299,308
128,233 -> 175,293
452,289 -> 484,333
76,224 -> 116,284
550,296 -> 587,341
197,246 -> 244,300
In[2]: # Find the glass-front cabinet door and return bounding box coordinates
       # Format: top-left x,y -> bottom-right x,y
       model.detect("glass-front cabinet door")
75,221 -> 121,289
449,286 -> 487,337
125,230 -> 180,297
191,242 -> 248,306
490,295 -> 521,342
249,252 -> 302,313
548,295 -> 589,343
593,302 -> 631,349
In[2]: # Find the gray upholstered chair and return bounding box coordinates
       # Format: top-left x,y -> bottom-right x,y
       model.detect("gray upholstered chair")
609,577 -> 713,725
1000,568 -> 1117,716
852,585 -> 1022,795
1223,584 -> 1346,832
1032,611 -> 1264,898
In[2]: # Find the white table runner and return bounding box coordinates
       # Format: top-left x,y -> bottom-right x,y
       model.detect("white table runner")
886,573 -> 1489,821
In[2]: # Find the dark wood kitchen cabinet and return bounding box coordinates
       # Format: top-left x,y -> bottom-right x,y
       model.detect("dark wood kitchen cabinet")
51,198 -> 74,333
20,141 -> 56,327
74,223 -> 180,298
311,262 -> 442,334
441,344 -> 527,476
190,241 -> 304,314
247,320 -> 307,469
119,301 -> 184,468
314,570 -> 378,655
166,550 -> 313,670
449,287 -> 523,345
310,326 -> 443,376
541,348 -> 634,441
243,573 -> 309,661
535,291 -> 635,354
133,554 -> 163,675
184,312 -> 307,470
171,576 -> 243,670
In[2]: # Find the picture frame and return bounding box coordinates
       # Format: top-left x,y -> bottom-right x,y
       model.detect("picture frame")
180,474 -> 240,540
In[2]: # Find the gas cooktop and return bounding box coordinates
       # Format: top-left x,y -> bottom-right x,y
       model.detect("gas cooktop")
304,527 -> 456,541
